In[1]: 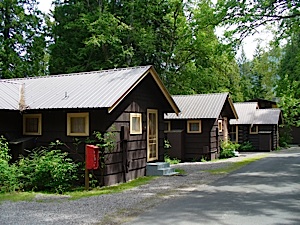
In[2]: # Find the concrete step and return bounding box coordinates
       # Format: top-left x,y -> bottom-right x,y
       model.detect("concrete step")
146,162 -> 179,176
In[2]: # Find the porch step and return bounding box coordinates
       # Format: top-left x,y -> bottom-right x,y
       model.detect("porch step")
146,162 -> 179,176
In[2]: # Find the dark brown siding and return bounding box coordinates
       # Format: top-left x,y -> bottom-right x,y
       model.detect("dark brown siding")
237,124 -> 278,151
167,119 -> 221,161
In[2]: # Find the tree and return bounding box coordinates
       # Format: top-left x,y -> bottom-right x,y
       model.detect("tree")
216,0 -> 300,42
0,0 -> 47,78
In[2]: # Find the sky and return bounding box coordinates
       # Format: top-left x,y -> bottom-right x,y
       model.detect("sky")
37,0 -> 272,60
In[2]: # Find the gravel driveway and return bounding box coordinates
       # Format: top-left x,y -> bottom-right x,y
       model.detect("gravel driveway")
0,152 -> 270,225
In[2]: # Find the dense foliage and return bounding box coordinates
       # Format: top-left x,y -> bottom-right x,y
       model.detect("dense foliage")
220,140 -> 240,159
0,0 -> 48,78
0,138 -> 78,193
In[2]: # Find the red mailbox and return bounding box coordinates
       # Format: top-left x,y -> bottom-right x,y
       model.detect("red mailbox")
85,145 -> 99,170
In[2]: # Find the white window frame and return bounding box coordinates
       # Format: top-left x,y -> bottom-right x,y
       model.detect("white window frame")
67,112 -> 89,136
164,121 -> 171,132
130,113 -> 142,134
23,114 -> 42,135
218,120 -> 223,132
187,120 -> 202,133
250,125 -> 258,134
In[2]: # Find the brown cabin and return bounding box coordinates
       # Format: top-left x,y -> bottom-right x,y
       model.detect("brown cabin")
229,102 -> 282,151
164,93 -> 238,161
0,66 -> 179,186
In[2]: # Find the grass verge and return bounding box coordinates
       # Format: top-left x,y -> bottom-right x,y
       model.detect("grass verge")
0,192 -> 37,202
0,176 -> 157,202
67,176 -> 157,200
206,154 -> 268,175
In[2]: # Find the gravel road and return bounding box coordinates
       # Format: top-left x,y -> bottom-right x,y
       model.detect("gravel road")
0,152 -> 269,225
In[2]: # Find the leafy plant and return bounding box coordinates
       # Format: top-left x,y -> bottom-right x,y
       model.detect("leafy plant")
164,139 -> 172,149
164,154 -> 181,165
239,141 -> 254,151
0,136 -> 19,193
17,145 -> 79,193
220,140 -> 240,159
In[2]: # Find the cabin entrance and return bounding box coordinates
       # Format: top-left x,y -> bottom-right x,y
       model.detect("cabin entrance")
147,109 -> 158,161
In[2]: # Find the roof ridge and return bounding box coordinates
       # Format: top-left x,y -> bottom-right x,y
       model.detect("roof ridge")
8,65 -> 152,81
173,92 -> 228,97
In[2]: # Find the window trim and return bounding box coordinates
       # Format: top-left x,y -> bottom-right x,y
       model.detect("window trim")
67,112 -> 89,136
130,113 -> 142,134
249,125 -> 258,134
187,120 -> 202,133
164,121 -> 171,132
23,114 -> 42,135
218,120 -> 223,132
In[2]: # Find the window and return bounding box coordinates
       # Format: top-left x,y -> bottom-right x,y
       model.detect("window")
164,121 -> 171,132
130,113 -> 142,134
187,120 -> 202,133
23,114 -> 42,135
229,125 -> 238,142
250,125 -> 258,134
67,112 -> 89,136
218,120 -> 223,132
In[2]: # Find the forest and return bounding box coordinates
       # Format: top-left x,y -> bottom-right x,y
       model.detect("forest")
1,0 -> 300,132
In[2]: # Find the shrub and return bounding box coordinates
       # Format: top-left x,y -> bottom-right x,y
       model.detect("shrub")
220,140 -> 240,159
0,136 -> 19,193
164,154 -> 181,164
239,141 -> 254,151
17,146 -> 79,193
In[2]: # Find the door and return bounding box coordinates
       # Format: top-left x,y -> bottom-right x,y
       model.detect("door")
147,109 -> 158,161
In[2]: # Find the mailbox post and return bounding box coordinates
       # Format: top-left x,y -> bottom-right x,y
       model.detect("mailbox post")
85,145 -> 99,190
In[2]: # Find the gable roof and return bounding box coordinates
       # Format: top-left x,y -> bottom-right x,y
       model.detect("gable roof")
164,93 -> 237,119
0,66 -> 179,114
230,102 -> 281,125
230,102 -> 258,125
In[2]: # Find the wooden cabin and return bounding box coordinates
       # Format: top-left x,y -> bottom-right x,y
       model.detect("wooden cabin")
229,102 -> 282,151
0,66 -> 179,186
164,93 -> 238,161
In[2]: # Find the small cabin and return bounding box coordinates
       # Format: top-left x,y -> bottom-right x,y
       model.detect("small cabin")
229,102 -> 282,151
164,93 -> 238,161
0,66 -> 179,186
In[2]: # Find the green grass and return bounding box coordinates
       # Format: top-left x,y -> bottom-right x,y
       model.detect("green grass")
0,176 -> 157,202
0,192 -> 37,202
66,176 -> 157,200
206,154 -> 268,175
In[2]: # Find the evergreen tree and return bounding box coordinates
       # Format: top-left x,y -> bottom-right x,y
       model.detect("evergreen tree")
0,0 -> 47,78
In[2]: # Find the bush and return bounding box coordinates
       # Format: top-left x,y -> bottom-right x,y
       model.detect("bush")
220,141 -> 240,159
164,154 -> 181,164
239,141 -> 254,151
0,136 -> 19,193
17,147 -> 78,193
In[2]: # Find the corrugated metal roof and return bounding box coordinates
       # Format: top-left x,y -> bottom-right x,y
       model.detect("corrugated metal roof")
230,102 -> 258,125
253,108 -> 281,125
0,81 -> 21,110
164,93 -> 230,119
0,66 -> 180,114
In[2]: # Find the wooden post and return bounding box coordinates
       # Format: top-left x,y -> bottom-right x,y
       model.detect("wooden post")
85,167 -> 89,190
